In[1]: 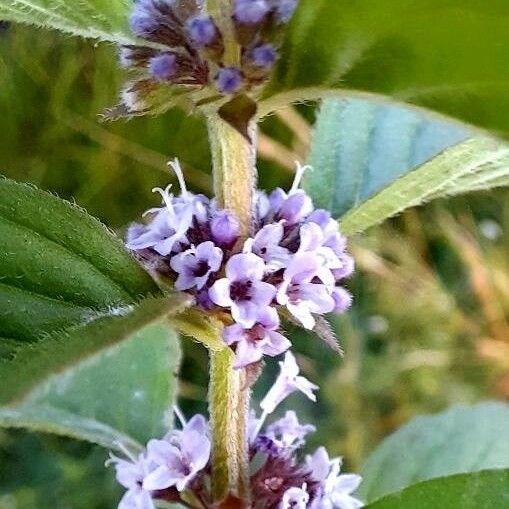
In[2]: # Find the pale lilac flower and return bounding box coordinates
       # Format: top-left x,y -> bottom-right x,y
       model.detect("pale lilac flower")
210,210 -> 240,248
223,307 -> 291,368
209,252 -> 276,327
170,241 -> 223,291
243,222 -> 290,271
331,287 -> 353,313
143,415 -> 211,492
234,0 -> 269,24
278,190 -> 314,225
127,160 -> 209,256
260,351 -> 318,414
107,452 -> 155,509
265,410 -> 316,450
255,190 -> 271,220
297,222 -> 343,280
268,188 -> 287,214
307,448 -> 364,509
272,163 -> 314,225
280,484 -> 310,509
277,253 -> 336,330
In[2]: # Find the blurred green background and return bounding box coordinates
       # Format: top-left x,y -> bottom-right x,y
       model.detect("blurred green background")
1,25 -> 508,509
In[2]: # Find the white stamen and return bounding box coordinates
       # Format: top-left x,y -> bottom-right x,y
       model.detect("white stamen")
290,161 -> 313,194
168,158 -> 188,198
173,405 -> 187,427
152,184 -> 175,215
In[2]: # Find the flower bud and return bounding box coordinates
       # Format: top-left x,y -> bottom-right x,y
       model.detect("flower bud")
210,210 -> 240,248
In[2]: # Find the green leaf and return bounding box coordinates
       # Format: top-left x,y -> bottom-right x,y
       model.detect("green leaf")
0,0 -> 137,44
0,295 -> 189,449
262,0 -> 509,137
304,98 -> 469,218
359,403 -> 509,503
0,176 -> 160,344
338,137 -> 509,235
363,469 -> 509,509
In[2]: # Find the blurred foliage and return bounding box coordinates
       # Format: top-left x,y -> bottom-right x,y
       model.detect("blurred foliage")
0,25 -> 508,508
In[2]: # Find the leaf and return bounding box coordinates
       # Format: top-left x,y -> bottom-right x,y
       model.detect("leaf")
338,137 -> 509,235
0,295 -> 190,449
0,176 -> 160,344
0,295 -> 189,405
304,98 -> 469,218
261,0 -> 509,137
363,469 -> 509,509
359,402 -> 509,503
0,0 -> 138,45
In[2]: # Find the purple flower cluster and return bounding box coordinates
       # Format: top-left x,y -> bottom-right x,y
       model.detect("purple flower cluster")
120,0 -> 300,105
127,160 -> 354,369
108,352 -> 363,509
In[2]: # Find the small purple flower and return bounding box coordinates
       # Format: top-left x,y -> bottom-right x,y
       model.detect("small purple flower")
307,448 -> 364,509
234,0 -> 270,24
170,241 -> 223,291
331,287 -> 352,313
260,351 -> 318,414
127,160 -> 209,256
186,15 -> 218,47
143,415 -> 211,492
223,307 -> 291,368
210,210 -> 240,248
277,253 -> 336,330
209,252 -> 276,327
216,67 -> 243,94
149,53 -> 177,81
107,452 -> 155,509
255,190 -> 271,220
243,222 -> 289,271
278,190 -> 314,225
265,410 -> 316,450
248,43 -> 277,68
280,485 -> 310,509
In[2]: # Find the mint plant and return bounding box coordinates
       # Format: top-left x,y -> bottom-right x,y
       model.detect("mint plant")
0,1 -> 508,509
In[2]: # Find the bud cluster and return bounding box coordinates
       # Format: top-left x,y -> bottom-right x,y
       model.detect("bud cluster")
119,0 -> 299,113
127,160 -> 354,369
108,352 -> 363,509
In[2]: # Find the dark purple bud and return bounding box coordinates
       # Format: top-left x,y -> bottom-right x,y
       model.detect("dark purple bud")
197,288 -> 215,310
149,53 -> 177,81
234,0 -> 270,24
276,0 -> 299,23
248,43 -> 277,68
216,67 -> 243,94
186,14 -> 219,47
129,0 -> 160,36
210,210 -> 241,248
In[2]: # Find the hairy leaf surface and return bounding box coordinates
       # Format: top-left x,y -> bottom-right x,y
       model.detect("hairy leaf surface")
0,296 -> 189,448
360,402 -> 509,502
304,98 -> 469,218
0,177 -> 160,344
262,0 -> 509,137
363,469 -> 509,509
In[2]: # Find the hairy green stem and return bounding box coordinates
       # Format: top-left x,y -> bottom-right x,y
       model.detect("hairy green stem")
206,0 -> 240,66
207,113 -> 257,504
